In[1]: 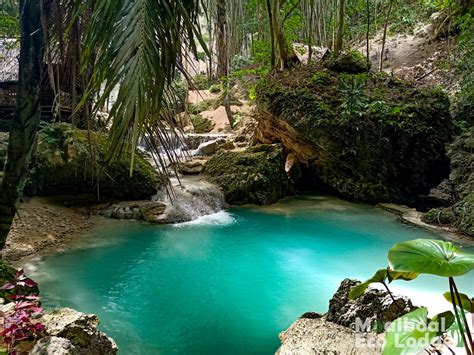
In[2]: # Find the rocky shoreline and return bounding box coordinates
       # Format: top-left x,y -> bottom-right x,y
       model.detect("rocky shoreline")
1,196 -> 116,266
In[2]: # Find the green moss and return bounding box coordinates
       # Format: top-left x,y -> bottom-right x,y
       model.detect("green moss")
24,123 -> 164,199
203,144 -> 290,205
256,65 -> 455,204
188,99 -> 216,114
209,84 -> 221,94
324,50 -> 371,74
422,208 -> 456,225
191,114 -> 215,133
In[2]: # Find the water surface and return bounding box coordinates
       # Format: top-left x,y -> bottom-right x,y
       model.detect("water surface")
33,196 -> 474,354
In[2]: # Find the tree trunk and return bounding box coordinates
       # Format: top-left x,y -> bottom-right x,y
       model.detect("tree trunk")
379,0 -> 394,71
272,0 -> 289,70
265,0 -> 276,68
0,0 -> 47,248
335,0 -> 345,53
366,0 -> 370,62
216,0 -> 228,79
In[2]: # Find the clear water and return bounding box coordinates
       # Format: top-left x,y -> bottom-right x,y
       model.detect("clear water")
32,196 -> 474,354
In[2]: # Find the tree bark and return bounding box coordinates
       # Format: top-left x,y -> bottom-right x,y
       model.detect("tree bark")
216,0 -> 228,79
379,0 -> 394,71
335,0 -> 345,53
366,0 -> 370,62
265,0 -> 276,68
0,0 -> 47,248
272,0 -> 290,69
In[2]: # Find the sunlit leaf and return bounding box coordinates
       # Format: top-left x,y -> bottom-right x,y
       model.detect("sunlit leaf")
443,292 -> 474,313
388,239 -> 474,277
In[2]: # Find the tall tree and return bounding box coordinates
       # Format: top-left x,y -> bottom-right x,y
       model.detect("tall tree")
335,0 -> 345,52
215,0 -> 228,78
379,0 -> 394,71
0,0 -> 48,248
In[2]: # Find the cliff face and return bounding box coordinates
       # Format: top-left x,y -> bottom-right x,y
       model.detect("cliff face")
422,130 -> 474,236
255,61 -> 456,205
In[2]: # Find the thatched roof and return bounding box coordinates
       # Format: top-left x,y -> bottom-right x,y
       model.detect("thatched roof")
0,39 -> 19,82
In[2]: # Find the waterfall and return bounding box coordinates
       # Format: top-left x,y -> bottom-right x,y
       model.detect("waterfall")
152,177 -> 227,224
139,131 -> 230,223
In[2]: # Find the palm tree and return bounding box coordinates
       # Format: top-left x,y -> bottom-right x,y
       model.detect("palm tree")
0,0 -> 203,248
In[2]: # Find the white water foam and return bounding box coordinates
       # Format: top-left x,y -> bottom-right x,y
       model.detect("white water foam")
173,210 -> 235,227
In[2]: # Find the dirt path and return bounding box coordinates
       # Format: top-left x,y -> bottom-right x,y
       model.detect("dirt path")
2,196 -> 114,266
187,89 -> 253,133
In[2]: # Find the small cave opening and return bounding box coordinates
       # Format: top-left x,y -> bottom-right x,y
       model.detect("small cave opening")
290,163 -> 339,195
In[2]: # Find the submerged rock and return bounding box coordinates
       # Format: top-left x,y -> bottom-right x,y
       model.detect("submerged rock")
24,123 -> 164,200
203,144 -> 290,205
256,65 -> 455,204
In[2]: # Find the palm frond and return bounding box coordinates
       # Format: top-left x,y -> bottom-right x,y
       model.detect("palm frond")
81,0 -> 205,176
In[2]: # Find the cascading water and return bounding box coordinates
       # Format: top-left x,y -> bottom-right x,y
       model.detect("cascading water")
140,131 -> 230,223
152,176 -> 227,223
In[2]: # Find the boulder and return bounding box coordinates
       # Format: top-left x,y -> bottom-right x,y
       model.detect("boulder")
38,308 -> 118,354
276,278 -> 417,354
203,144 -> 290,205
24,123 -> 164,200
256,65 -> 455,204
100,201 -> 166,222
31,336 -> 78,355
177,159 -> 206,175
277,317 -> 383,354
326,279 -> 416,330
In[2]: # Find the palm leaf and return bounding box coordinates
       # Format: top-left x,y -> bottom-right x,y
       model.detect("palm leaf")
81,0 -> 205,177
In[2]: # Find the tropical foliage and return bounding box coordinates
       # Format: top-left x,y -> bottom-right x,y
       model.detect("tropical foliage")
351,238 -> 474,354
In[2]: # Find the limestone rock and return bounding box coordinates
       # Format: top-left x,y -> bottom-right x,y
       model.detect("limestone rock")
39,308 -> 118,354
203,144 -> 290,205
256,65 -> 455,204
31,336 -> 78,355
326,278 -> 416,329
24,123 -> 164,200
177,159 -> 206,175
277,317 -> 383,355
100,201 -> 166,222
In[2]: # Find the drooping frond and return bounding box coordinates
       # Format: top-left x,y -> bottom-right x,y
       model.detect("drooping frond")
81,0 -> 204,173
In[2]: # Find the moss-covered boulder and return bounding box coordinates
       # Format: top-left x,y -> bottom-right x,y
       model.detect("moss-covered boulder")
256,65 -> 455,204
24,123 -> 164,200
324,50 -> 371,74
422,130 -> 473,236
203,144 -> 290,205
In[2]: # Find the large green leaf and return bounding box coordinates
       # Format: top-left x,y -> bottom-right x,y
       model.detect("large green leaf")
349,268 -> 418,300
383,307 -> 437,355
443,292 -> 474,313
388,239 -> 474,277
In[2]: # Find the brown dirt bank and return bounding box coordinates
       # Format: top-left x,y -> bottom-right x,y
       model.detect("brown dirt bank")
1,196 -> 117,266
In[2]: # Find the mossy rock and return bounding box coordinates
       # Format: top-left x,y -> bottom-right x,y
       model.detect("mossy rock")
203,144 -> 290,205
191,114 -> 215,133
422,208 -> 456,225
324,50 -> 371,74
24,123 -> 165,200
256,65 -> 455,204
